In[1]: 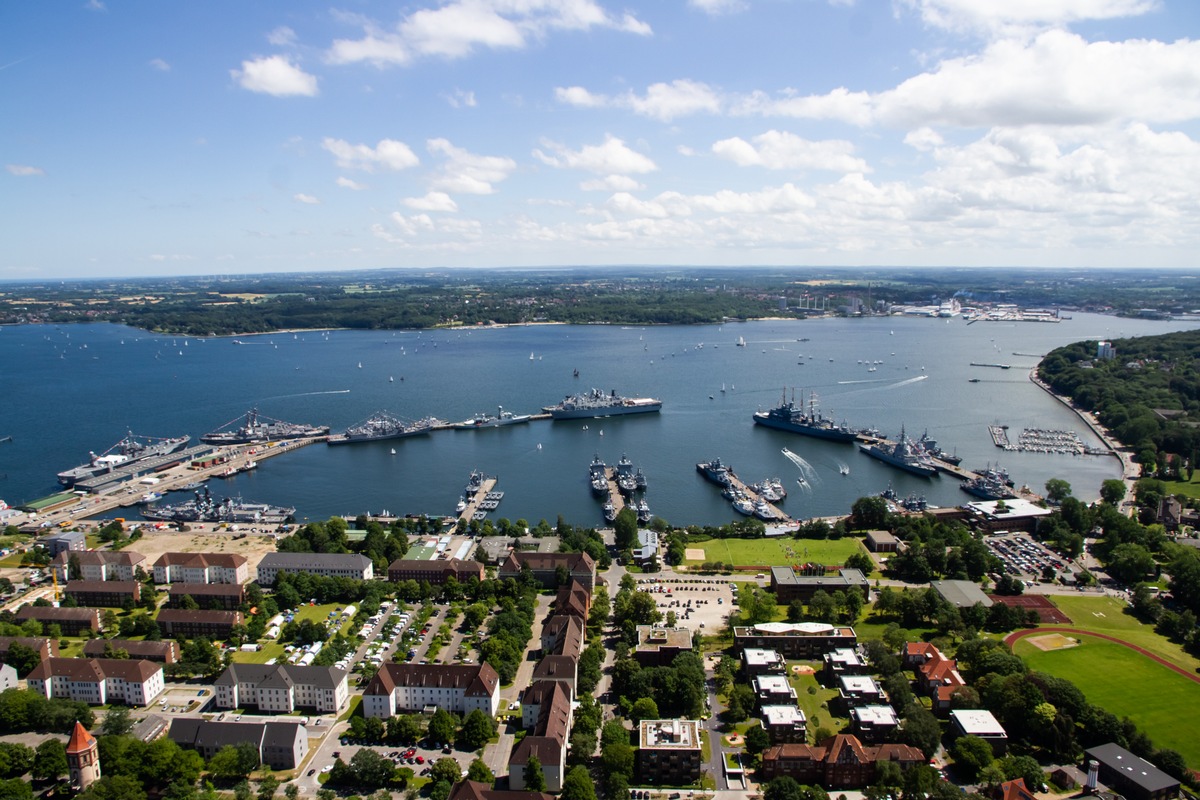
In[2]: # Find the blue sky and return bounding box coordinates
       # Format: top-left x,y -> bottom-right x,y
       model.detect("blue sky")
3,0 -> 1199,278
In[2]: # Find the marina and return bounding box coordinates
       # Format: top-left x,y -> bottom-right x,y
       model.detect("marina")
696,459 -> 789,522
457,471 -> 499,523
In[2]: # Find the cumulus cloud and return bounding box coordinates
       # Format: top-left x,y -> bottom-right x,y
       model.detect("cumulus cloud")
711,131 -> 870,173
556,79 -> 721,121
268,26 -> 297,46
322,138 -> 419,172
231,55 -> 318,97
688,0 -> 748,14
901,0 -> 1159,36
533,135 -> 658,174
336,176 -> 367,190
446,89 -> 477,108
426,138 -> 516,194
293,193 -> 320,204
148,58 -> 170,71
404,191 -> 459,212
327,0 -> 650,67
6,164 -> 45,176
581,175 -> 645,192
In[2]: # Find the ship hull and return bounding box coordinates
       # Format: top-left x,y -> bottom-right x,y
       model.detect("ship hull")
859,444 -> 939,477
548,401 -> 661,420
451,416 -> 532,430
327,429 -> 431,445
753,413 -> 858,442
57,436 -> 191,487
201,429 -> 327,446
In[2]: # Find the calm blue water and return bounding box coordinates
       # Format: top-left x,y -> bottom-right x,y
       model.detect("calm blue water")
2,314 -> 1196,526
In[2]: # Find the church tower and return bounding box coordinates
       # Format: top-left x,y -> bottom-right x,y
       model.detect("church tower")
66,720 -> 101,792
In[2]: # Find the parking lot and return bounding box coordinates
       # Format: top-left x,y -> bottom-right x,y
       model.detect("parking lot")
636,576 -> 737,632
985,531 -> 1074,583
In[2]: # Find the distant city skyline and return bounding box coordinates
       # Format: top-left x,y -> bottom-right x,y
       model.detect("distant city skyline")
3,0 -> 1199,278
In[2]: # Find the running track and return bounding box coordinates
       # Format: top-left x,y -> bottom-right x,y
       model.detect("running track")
1004,627 -> 1200,685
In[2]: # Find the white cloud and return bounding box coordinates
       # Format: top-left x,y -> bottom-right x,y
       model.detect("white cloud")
336,176 -> 367,190
581,175 -> 645,192
322,138 -> 419,172
556,79 -> 721,121
901,0 -> 1159,36
84,0 -> 106,11
294,193 -> 320,204
268,26 -> 297,46
534,135 -> 658,174
688,0 -> 748,15
426,138 -> 516,194
231,55 -> 318,97
6,164 -> 45,176
711,131 -> 870,173
732,87 -> 875,126
446,89 -> 477,108
148,58 -> 170,72
904,127 -> 945,152
326,0 -> 649,67
404,192 -> 459,212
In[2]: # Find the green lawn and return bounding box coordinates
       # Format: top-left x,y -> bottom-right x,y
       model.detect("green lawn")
685,537 -> 865,568
1015,634 -> 1200,767
1047,595 -> 1200,674
230,642 -> 285,664
1161,476 -> 1200,502
293,602 -> 359,637
787,663 -> 845,737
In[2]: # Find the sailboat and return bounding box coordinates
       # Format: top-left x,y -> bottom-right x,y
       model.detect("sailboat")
389,376 -> 394,383
357,362 -> 362,369
721,383 -> 726,393
529,352 -> 535,361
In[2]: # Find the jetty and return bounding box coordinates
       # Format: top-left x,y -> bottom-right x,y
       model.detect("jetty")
459,475 -> 498,523
604,468 -> 627,515
970,362 -> 1011,369
696,460 -> 789,523
988,425 -> 1012,448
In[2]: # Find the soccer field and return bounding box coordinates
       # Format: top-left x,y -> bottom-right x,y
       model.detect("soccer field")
1016,634 -> 1200,767
684,536 -> 865,567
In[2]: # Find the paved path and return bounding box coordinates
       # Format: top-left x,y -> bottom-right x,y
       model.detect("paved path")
1003,627 -> 1200,684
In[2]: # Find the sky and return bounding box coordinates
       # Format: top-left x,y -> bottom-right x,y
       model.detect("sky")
3,0 -> 1200,278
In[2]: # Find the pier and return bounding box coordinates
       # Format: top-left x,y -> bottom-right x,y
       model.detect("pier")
459,476 -> 498,523
604,468 -> 627,515
989,425 -> 1012,448
697,462 -> 789,523
970,362 -> 1012,369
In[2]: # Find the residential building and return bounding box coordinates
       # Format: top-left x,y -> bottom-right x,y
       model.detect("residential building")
66,722 -> 101,793
65,579 -> 141,607
0,636 -> 58,664
761,705 -> 807,744
769,567 -> 869,604
0,664 -> 16,691
638,719 -> 702,785
498,551 -> 597,589
168,582 -> 246,610
15,606 -> 102,635
1085,744 -> 1180,800
449,780 -> 553,800
51,550 -> 147,583
754,675 -> 797,706
994,779 -> 1038,800
363,663 -> 500,719
823,648 -> 869,679
509,680 -> 571,792
214,664 -> 349,714
907,643 -> 966,714
43,530 -> 86,557
760,734 -> 925,789
743,647 -> 786,676
541,615 -> 585,661
733,622 -> 857,660
951,710 -> 1008,756
27,658 -> 164,706
130,714 -> 170,743
838,675 -> 886,708
83,638 -> 180,663
555,579 -> 591,620
254,552 -> 374,585
155,609 -> 243,639
386,558 -> 484,585
634,625 -> 694,667
531,655 -> 577,699
169,719 -> 308,770
153,552 -> 249,585
851,705 -> 900,743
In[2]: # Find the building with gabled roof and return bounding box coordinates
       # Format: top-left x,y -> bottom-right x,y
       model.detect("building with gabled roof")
541,615 -> 585,661
27,657 -> 164,707
214,663 -> 349,714
531,654 -> 577,699
387,558 -> 484,585
15,605 -> 102,635
65,579 -> 141,607
555,579 -> 591,620
66,721 -> 101,792
51,549 -> 146,583
0,636 -> 58,665
168,582 -> 246,610
153,552 -> 249,585
155,608 -> 242,638
255,552 -> 374,585
910,644 -> 966,714
509,680 -> 571,792
169,718 -> 308,770
83,638 -> 179,663
1085,743 -> 1180,800
449,780 -> 554,800
363,663 -> 500,719
760,734 -> 925,788
498,551 -> 596,589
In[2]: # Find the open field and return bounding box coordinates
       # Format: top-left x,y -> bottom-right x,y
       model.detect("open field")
1015,634 -> 1200,767
118,529 -> 279,573
1047,595 -> 1200,673
787,661 -> 844,737
684,537 -> 865,568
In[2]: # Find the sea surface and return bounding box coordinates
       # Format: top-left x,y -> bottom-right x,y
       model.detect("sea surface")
2,313 -> 1197,528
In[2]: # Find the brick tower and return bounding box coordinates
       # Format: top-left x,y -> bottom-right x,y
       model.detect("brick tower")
66,720 -> 101,792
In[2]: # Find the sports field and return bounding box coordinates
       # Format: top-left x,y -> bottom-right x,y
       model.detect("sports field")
1015,633 -> 1200,766
684,537 -> 865,568
1049,595 -> 1200,673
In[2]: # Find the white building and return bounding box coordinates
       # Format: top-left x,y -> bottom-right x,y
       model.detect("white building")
27,658 -> 164,707
255,553 -> 374,585
362,663 -> 500,719
153,552 -> 250,585
214,664 -> 349,714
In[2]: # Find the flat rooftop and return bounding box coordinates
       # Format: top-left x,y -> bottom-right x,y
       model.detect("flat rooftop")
744,648 -> 783,666
852,705 -> 899,726
639,719 -> 701,750
762,705 -> 807,726
950,709 -> 1006,737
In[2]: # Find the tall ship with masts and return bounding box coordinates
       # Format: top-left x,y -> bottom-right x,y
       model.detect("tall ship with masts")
753,389 -> 858,442
201,408 -> 329,445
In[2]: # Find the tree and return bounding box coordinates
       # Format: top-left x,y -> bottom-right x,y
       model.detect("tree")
0,743 -> 34,779
951,736 -> 995,781
209,742 -> 260,780
257,774 -> 280,800
630,697 -> 659,723
458,709 -> 497,750
850,496 -> 889,530
284,785 -> 300,800
1106,543 -> 1156,585
77,775 -> 148,800
32,738 -> 67,783
899,706 -> 942,759
0,777 -> 33,800
0,643 -> 40,677
349,749 -> 397,789
562,765 -> 598,800
99,705 -> 134,737
430,782 -> 453,800
745,724 -> 771,756
614,507 -> 639,552
1100,479 -> 1127,506
524,755 -> 546,792
467,758 -> 494,784
428,708 -> 458,745
430,757 -> 463,786
1045,479 -> 1072,504
765,776 -> 804,800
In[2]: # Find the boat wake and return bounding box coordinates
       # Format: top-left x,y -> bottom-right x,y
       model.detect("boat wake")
260,389 -> 351,401
836,378 -> 888,385
889,375 -> 929,389
781,448 -> 818,488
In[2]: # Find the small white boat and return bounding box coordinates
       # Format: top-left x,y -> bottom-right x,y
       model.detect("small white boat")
529,352 -> 535,360
390,448 -> 397,455
389,376 -> 394,383
357,362 -> 362,368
